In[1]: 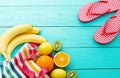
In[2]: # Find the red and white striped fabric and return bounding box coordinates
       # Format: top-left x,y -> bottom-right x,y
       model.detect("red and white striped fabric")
0,43 -> 49,78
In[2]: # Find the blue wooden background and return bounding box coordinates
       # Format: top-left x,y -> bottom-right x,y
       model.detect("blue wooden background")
0,0 -> 120,78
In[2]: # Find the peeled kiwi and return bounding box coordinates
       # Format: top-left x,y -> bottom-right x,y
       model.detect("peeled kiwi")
53,40 -> 62,52
67,70 -> 77,78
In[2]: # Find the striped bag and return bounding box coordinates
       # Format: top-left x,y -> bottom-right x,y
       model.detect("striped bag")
0,43 -> 49,78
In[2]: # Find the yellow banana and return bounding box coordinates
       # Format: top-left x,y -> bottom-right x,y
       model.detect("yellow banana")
0,26 -> 39,59
6,34 -> 46,60
24,27 -> 40,34
0,36 -> 7,59
0,24 -> 33,58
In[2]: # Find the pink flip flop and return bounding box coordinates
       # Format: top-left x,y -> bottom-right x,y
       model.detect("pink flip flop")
94,10 -> 120,44
78,0 -> 119,22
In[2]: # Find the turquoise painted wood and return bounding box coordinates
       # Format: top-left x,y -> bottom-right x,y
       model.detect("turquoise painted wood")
0,0 -> 99,5
0,0 -> 120,78
1,27 -> 120,47
7,47 -> 120,69
66,70 -> 120,78
0,6 -> 115,26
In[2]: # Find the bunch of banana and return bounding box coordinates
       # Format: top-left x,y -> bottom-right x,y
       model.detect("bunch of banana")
0,24 -> 46,61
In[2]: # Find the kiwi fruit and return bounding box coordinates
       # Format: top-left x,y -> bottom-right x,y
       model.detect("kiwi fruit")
67,70 -> 77,78
53,40 -> 62,52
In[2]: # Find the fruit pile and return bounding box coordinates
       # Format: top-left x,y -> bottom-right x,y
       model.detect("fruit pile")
0,24 -> 77,78
34,41 -> 77,78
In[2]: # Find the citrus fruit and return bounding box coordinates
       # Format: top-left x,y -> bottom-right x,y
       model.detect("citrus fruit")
50,68 -> 66,78
54,52 -> 70,67
36,55 -> 54,72
38,42 -> 52,55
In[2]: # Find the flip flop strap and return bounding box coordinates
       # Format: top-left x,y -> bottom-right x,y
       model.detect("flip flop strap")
87,0 -> 110,15
102,16 -> 119,35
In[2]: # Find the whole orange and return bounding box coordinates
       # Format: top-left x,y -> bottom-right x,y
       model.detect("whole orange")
36,55 -> 54,72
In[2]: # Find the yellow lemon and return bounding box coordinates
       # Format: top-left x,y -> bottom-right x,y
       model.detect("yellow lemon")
38,42 -> 52,55
50,69 -> 66,78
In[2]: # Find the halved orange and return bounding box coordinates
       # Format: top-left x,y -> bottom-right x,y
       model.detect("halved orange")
54,52 -> 70,67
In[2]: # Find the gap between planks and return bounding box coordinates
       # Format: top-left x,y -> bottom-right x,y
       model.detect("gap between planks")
0,5 -> 84,7
65,68 -> 120,70
0,26 -> 100,28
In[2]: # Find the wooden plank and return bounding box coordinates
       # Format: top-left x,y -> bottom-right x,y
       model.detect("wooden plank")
1,47 -> 120,69
1,27 -> 120,68
0,27 -> 120,47
0,0 -> 96,6
66,70 -> 120,78
64,48 -> 120,69
0,6 -> 114,26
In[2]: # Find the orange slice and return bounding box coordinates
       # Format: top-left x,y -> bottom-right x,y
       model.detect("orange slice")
54,52 -> 70,67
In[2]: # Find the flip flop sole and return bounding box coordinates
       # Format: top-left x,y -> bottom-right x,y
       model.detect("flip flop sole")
78,0 -> 119,22
78,3 -> 101,22
94,26 -> 118,44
